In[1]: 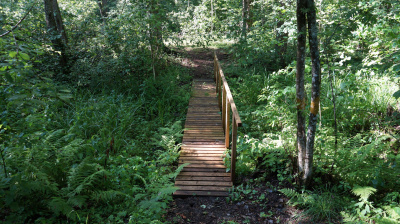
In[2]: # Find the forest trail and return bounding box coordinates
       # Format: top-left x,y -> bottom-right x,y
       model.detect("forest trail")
174,78 -> 232,196
166,48 -> 295,223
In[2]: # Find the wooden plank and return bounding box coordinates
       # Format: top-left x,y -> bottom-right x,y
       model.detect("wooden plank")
181,151 -> 225,155
182,142 -> 225,145
183,137 -> 225,141
183,133 -> 225,137
173,76 -> 238,197
178,171 -> 230,176
181,148 -> 225,151
180,153 -> 224,157
181,145 -> 226,152
182,144 -> 225,147
176,176 -> 231,181
173,190 -> 229,197
179,160 -> 224,164
180,156 -> 224,161
175,180 -> 232,186
175,186 -> 230,191
181,168 -> 227,173
179,163 -> 226,168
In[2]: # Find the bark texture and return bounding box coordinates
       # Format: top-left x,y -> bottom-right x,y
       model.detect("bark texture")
43,0 -> 68,75
276,0 -> 288,68
242,0 -> 248,39
97,0 -> 109,18
296,0 -> 321,187
296,0 -> 307,177
304,0 -> 321,185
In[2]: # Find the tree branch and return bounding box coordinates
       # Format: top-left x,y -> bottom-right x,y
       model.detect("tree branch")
0,3 -> 37,38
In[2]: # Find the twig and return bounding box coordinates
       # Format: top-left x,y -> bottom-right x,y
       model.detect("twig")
0,147 -> 7,178
0,2 -> 37,38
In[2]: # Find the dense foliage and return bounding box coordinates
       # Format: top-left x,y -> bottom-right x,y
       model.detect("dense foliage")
1,0 -> 400,223
0,0 -> 191,222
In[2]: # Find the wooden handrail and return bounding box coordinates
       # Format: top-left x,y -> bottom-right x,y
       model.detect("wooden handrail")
213,52 -> 242,182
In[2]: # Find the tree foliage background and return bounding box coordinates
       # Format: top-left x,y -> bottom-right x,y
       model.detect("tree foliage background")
1,0 -> 400,223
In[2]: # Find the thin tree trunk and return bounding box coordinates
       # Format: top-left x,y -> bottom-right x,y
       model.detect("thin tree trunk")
43,0 -> 68,77
52,0 -> 68,44
304,0 -> 321,186
242,0 -> 248,40
247,0 -> 253,29
296,0 -> 307,178
211,0 -> 214,32
276,1 -> 288,68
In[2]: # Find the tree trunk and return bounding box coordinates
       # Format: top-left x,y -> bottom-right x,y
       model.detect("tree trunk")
304,0 -> 321,186
242,0 -> 252,40
296,0 -> 321,187
246,0 -> 253,29
276,1 -> 288,68
52,0 -> 68,44
43,0 -> 68,76
296,0 -> 307,183
149,0 -> 164,77
242,0 -> 248,40
97,0 -> 109,19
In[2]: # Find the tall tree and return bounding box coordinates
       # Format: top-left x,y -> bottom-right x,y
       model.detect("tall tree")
275,0 -> 288,68
242,0 -> 252,40
43,0 -> 68,77
97,0 -> 110,18
296,0 -> 321,186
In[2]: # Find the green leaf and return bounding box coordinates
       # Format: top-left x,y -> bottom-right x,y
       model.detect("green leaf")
394,207 -> 400,216
9,51 -> 17,58
4,73 -> 14,82
19,52 -> 30,61
393,90 -> 400,99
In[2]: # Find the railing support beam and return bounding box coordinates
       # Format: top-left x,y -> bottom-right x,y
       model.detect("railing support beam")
213,52 -> 242,183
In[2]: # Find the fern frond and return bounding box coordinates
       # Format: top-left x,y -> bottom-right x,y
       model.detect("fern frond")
67,195 -> 87,208
44,129 -> 65,147
279,188 -> 300,198
352,186 -> 377,201
92,190 -> 131,203
155,185 -> 179,200
48,197 -> 76,220
341,211 -> 359,223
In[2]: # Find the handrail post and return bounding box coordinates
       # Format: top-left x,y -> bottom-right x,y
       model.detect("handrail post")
225,100 -> 230,148
218,74 -> 222,110
213,52 -> 241,184
222,87 -> 226,131
231,118 -> 238,182
214,55 -> 217,82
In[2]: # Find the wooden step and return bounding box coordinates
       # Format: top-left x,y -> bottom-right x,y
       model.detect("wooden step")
174,79 -> 231,197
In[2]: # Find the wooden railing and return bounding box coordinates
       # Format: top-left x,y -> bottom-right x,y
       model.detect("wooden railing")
213,52 -> 242,182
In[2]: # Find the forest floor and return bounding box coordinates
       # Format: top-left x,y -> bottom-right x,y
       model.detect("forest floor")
164,47 -> 304,224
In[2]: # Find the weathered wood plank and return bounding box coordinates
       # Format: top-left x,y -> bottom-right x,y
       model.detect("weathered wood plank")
176,176 -> 230,181
179,163 -> 226,168
178,171 -> 229,176
180,153 -> 225,157
175,180 -> 232,186
174,78 -> 234,197
175,186 -> 230,191
179,156 -> 224,161
179,160 -> 224,164
173,190 -> 229,197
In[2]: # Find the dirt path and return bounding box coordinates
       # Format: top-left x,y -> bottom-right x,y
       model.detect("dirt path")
178,47 -> 229,79
165,48 -> 300,224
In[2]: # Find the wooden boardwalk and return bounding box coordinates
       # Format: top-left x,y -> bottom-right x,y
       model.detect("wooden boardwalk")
174,79 -> 232,196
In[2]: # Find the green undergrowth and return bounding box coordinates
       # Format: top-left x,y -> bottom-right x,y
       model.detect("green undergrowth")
220,42 -> 400,222
0,61 -> 191,222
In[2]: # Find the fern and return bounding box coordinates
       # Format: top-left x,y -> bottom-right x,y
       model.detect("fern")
92,190 -> 131,203
352,186 -> 377,202
48,197 -> 76,220
279,188 -> 312,207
